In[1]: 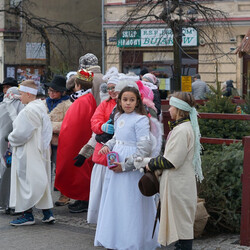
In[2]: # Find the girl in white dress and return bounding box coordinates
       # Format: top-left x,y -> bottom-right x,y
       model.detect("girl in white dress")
94,86 -> 159,250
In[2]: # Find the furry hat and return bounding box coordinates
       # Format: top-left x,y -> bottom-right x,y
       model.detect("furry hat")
66,71 -> 77,81
115,79 -> 139,92
79,53 -> 98,69
102,67 -> 119,82
107,75 -> 119,85
66,75 -> 77,91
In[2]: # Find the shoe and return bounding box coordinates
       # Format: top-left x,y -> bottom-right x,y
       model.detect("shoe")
42,209 -> 55,224
10,213 -> 35,226
5,208 -> 11,215
10,209 -> 23,216
69,200 -> 88,213
68,200 -> 82,210
55,194 -> 70,206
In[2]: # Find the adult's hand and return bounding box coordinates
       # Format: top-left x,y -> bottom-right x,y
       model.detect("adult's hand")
73,154 -> 86,167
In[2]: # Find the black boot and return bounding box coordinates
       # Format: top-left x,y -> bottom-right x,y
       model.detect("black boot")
178,240 -> 193,250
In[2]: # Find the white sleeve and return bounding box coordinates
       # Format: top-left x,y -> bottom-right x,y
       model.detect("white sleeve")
8,110 -> 35,147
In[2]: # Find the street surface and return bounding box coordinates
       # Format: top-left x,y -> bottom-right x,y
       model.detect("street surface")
0,188 -> 249,250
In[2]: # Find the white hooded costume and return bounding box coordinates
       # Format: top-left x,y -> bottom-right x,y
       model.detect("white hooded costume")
0,87 -> 24,208
8,99 -> 53,212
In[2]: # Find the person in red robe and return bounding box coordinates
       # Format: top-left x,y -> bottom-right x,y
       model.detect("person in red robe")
54,68 -> 96,212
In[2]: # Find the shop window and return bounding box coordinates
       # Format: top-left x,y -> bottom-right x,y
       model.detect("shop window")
122,49 -> 198,98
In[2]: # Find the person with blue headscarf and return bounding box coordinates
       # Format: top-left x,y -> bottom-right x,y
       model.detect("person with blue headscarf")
146,91 -> 203,250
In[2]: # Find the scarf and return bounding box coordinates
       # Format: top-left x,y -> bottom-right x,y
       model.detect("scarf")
46,95 -> 70,113
168,117 -> 190,131
170,96 -> 203,182
70,89 -> 92,102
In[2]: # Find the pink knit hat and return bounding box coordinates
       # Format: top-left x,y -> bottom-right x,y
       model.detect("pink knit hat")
142,73 -> 158,85
136,80 -> 154,101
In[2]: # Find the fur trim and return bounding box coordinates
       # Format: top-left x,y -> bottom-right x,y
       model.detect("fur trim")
102,67 -> 119,81
149,117 -> 163,157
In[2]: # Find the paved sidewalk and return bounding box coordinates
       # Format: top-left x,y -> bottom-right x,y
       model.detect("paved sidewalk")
0,189 -> 249,249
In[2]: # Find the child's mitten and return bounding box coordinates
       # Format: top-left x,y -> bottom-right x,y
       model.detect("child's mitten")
101,119 -> 114,134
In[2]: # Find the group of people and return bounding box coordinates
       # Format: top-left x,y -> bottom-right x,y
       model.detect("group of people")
0,53 -> 204,250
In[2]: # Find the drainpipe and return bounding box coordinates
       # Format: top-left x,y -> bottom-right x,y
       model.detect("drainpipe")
101,0 -> 105,74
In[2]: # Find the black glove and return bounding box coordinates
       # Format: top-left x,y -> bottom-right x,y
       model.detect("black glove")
73,154 -> 86,167
95,132 -> 113,144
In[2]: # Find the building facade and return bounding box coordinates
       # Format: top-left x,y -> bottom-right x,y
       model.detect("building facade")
103,0 -> 250,96
0,0 -> 102,85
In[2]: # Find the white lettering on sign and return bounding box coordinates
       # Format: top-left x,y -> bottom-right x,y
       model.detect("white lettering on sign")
117,28 -> 197,47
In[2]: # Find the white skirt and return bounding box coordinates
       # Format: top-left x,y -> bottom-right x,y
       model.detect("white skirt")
94,168 -> 160,250
87,164 -> 107,224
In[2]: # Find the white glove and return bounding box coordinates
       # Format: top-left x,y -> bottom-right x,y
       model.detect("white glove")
134,157 -> 151,173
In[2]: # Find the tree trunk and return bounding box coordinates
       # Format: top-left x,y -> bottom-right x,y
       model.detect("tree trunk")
173,25 -> 182,91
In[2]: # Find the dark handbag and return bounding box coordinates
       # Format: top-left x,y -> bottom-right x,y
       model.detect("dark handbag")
4,143 -> 12,168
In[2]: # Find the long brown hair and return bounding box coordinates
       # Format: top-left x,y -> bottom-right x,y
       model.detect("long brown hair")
116,86 -> 147,116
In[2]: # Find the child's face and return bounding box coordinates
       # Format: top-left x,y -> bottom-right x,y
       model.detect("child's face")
19,91 -> 30,104
120,91 -> 137,114
169,105 -> 178,120
74,83 -> 81,92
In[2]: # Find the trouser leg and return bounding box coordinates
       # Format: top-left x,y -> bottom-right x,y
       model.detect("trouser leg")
174,239 -> 193,250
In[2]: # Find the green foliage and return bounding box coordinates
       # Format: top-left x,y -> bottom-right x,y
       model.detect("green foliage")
199,143 -> 243,233
49,61 -> 71,79
198,82 -> 250,151
197,80 -> 247,233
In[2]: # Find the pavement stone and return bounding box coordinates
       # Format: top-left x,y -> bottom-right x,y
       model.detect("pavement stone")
0,187 -> 249,249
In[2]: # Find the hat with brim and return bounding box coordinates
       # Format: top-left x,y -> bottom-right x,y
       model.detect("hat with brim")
0,77 -> 18,91
138,171 -> 159,197
45,75 -> 67,92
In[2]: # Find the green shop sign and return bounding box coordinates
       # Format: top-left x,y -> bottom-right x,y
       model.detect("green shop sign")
117,28 -> 197,47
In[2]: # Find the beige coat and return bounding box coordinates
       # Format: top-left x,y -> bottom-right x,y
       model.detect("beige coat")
159,121 -> 197,246
44,99 -> 72,146
88,65 -> 103,106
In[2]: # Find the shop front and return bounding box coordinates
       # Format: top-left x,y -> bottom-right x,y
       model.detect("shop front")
117,27 -> 198,96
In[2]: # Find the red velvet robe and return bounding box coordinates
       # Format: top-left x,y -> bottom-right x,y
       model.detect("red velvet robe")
55,93 -> 96,200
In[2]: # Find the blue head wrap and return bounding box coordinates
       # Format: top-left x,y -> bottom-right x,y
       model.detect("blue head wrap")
170,96 -> 204,182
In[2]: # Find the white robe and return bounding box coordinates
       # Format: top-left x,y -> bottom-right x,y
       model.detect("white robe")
0,95 -> 24,207
8,99 -> 53,212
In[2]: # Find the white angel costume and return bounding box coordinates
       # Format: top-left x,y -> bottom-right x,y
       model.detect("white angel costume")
94,111 -> 159,250
8,99 -> 53,212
